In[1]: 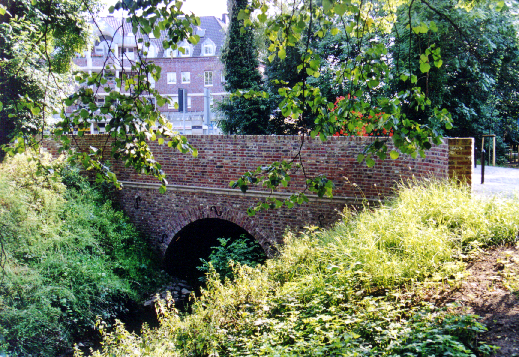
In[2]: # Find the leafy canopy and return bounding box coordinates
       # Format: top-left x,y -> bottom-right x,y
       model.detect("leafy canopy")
3,0 -> 509,214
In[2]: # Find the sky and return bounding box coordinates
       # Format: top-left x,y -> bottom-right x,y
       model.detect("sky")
180,0 -> 228,17
101,0 -> 228,17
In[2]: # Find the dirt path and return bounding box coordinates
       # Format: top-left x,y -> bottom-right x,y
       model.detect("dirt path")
437,246 -> 519,356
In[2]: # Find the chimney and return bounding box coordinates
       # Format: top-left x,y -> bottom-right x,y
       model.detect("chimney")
221,13 -> 229,24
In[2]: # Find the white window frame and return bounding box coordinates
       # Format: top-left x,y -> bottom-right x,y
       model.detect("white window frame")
203,44 -> 214,56
204,71 -> 213,86
180,46 -> 191,57
167,72 -> 177,84
181,72 -> 190,84
168,96 -> 178,109
187,96 -> 192,109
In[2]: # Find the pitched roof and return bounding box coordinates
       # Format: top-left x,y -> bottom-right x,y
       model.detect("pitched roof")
98,15 -> 226,57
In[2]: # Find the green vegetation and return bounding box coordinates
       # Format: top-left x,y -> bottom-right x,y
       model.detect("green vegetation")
217,0 -> 272,134
83,180 -> 519,356
0,153 -> 169,356
0,0 -> 96,157
197,235 -> 267,282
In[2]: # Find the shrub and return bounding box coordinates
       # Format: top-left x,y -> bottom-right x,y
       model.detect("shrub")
197,234 -> 267,282
0,153 -> 169,356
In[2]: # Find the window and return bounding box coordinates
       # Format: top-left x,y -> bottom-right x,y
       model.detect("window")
94,41 -> 108,56
164,48 -> 177,58
121,47 -> 135,60
180,46 -> 191,57
221,72 -> 226,83
96,96 -> 105,104
203,44 -> 214,56
167,72 -> 177,84
201,38 -> 216,56
187,96 -> 192,109
168,96 -> 178,109
204,71 -> 213,86
181,72 -> 190,84
145,97 -> 156,108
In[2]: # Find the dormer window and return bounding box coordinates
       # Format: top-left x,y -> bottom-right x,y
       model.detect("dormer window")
178,41 -> 193,57
180,46 -> 191,57
164,48 -> 178,58
201,38 -> 216,56
203,44 -> 214,55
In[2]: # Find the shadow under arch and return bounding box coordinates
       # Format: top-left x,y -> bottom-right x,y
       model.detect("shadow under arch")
163,218 -> 257,286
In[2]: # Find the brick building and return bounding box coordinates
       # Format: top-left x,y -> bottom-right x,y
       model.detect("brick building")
73,14 -> 228,134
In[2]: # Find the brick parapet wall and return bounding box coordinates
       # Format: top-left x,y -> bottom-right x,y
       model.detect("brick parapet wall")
448,138 -> 474,185
45,135 -> 460,199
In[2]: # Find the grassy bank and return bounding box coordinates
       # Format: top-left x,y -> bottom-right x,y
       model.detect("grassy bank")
85,180 -> 519,357
0,153 -> 169,356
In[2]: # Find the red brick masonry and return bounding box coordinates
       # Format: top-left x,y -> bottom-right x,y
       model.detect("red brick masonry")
43,135 -> 473,257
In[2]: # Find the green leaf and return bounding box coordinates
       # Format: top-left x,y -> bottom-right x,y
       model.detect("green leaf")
278,48 -> 286,60
390,150 -> 399,160
366,158 -> 375,167
0,6 -> 6,15
30,106 -> 40,115
159,185 -> 167,194
258,13 -> 267,23
323,0 -> 333,13
237,9 -> 248,21
420,62 -> 431,73
334,3 -> 346,16
368,80 -> 379,88
357,154 -> 365,163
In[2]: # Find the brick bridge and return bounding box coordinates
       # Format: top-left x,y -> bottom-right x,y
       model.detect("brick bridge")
46,135 -> 473,260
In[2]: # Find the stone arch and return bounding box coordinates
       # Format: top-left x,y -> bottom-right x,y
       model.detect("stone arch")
163,217 -> 259,285
159,204 -> 274,257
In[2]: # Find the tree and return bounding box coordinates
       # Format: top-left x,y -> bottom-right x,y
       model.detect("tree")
387,0 -> 519,159
0,0 -> 94,160
218,0 -> 271,134
229,0 -> 455,214
2,0 -> 202,193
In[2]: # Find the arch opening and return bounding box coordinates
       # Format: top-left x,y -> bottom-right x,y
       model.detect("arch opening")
163,218 -> 257,287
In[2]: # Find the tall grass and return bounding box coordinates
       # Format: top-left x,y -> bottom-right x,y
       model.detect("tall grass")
85,178 -> 519,357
